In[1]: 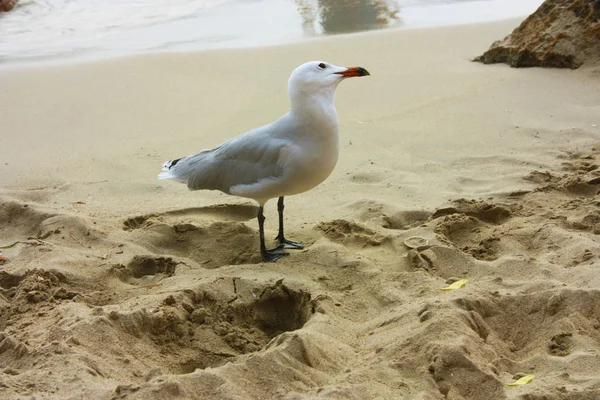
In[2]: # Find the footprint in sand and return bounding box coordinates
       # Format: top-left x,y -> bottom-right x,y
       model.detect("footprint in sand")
432,199 -> 514,261
317,219 -> 390,247
124,220 -> 260,268
121,204 -> 263,267
432,199 -> 512,224
347,199 -> 431,230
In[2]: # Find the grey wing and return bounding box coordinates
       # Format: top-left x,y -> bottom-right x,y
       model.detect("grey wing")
186,130 -> 287,193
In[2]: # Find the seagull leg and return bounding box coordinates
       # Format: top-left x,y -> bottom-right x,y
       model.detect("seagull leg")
275,196 -> 304,250
258,205 -> 288,262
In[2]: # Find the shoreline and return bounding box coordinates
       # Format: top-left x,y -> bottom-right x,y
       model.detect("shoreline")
0,0 -> 544,67
1,16 -> 522,70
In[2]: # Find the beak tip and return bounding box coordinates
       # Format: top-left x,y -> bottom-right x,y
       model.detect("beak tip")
336,66 -> 371,77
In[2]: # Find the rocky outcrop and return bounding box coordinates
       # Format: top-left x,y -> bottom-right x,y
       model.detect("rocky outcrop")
474,0 -> 600,69
0,0 -> 18,12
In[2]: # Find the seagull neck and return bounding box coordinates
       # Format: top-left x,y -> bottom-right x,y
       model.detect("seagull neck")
290,89 -> 338,121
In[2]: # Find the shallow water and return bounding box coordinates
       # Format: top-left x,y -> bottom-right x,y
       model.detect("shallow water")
0,0 -> 543,63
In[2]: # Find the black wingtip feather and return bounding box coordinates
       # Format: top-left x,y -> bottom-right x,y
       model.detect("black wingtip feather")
169,158 -> 182,169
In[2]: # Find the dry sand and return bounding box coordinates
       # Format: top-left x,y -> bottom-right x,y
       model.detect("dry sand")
1,18 -> 600,400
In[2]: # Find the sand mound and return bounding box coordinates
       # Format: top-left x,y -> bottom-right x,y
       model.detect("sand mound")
2,146 -> 600,399
474,0 -> 600,68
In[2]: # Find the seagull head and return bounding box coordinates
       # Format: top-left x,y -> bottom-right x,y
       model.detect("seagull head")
288,61 -> 370,99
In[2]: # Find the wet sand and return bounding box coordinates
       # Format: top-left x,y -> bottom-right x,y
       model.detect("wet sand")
1,18 -> 600,399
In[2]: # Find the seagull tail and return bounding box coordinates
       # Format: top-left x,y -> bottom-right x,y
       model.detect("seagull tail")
158,157 -> 186,182
158,148 -> 213,186
157,171 -> 175,180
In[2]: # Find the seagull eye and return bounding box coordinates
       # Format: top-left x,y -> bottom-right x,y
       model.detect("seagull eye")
318,63 -> 326,70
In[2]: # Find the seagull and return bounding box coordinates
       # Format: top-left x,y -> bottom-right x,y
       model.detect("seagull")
159,61 -> 370,262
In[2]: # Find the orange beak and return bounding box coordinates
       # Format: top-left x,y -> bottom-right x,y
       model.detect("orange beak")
335,67 -> 370,78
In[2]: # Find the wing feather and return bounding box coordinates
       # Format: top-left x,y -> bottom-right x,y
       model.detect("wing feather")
184,127 -> 288,193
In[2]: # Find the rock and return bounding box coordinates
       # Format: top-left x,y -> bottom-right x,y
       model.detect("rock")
474,0 -> 600,69
0,0 -> 18,12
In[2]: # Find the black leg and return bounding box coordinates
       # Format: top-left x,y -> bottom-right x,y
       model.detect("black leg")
275,197 -> 304,250
258,205 -> 288,262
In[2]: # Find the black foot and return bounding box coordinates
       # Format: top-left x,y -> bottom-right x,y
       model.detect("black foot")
261,247 -> 289,262
276,237 -> 304,250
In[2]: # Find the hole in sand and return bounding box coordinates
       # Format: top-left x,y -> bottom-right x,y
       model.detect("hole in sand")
127,256 -> 177,279
380,210 -> 430,230
110,256 -> 178,285
107,280 -> 312,374
122,215 -> 152,231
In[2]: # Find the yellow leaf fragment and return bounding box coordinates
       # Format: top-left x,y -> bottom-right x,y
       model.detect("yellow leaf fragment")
507,374 -> 535,386
440,279 -> 468,291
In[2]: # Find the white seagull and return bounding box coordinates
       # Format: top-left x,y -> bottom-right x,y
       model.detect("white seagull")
159,61 -> 370,262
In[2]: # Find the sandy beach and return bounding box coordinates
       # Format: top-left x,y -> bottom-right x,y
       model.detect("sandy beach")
1,15 -> 600,400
